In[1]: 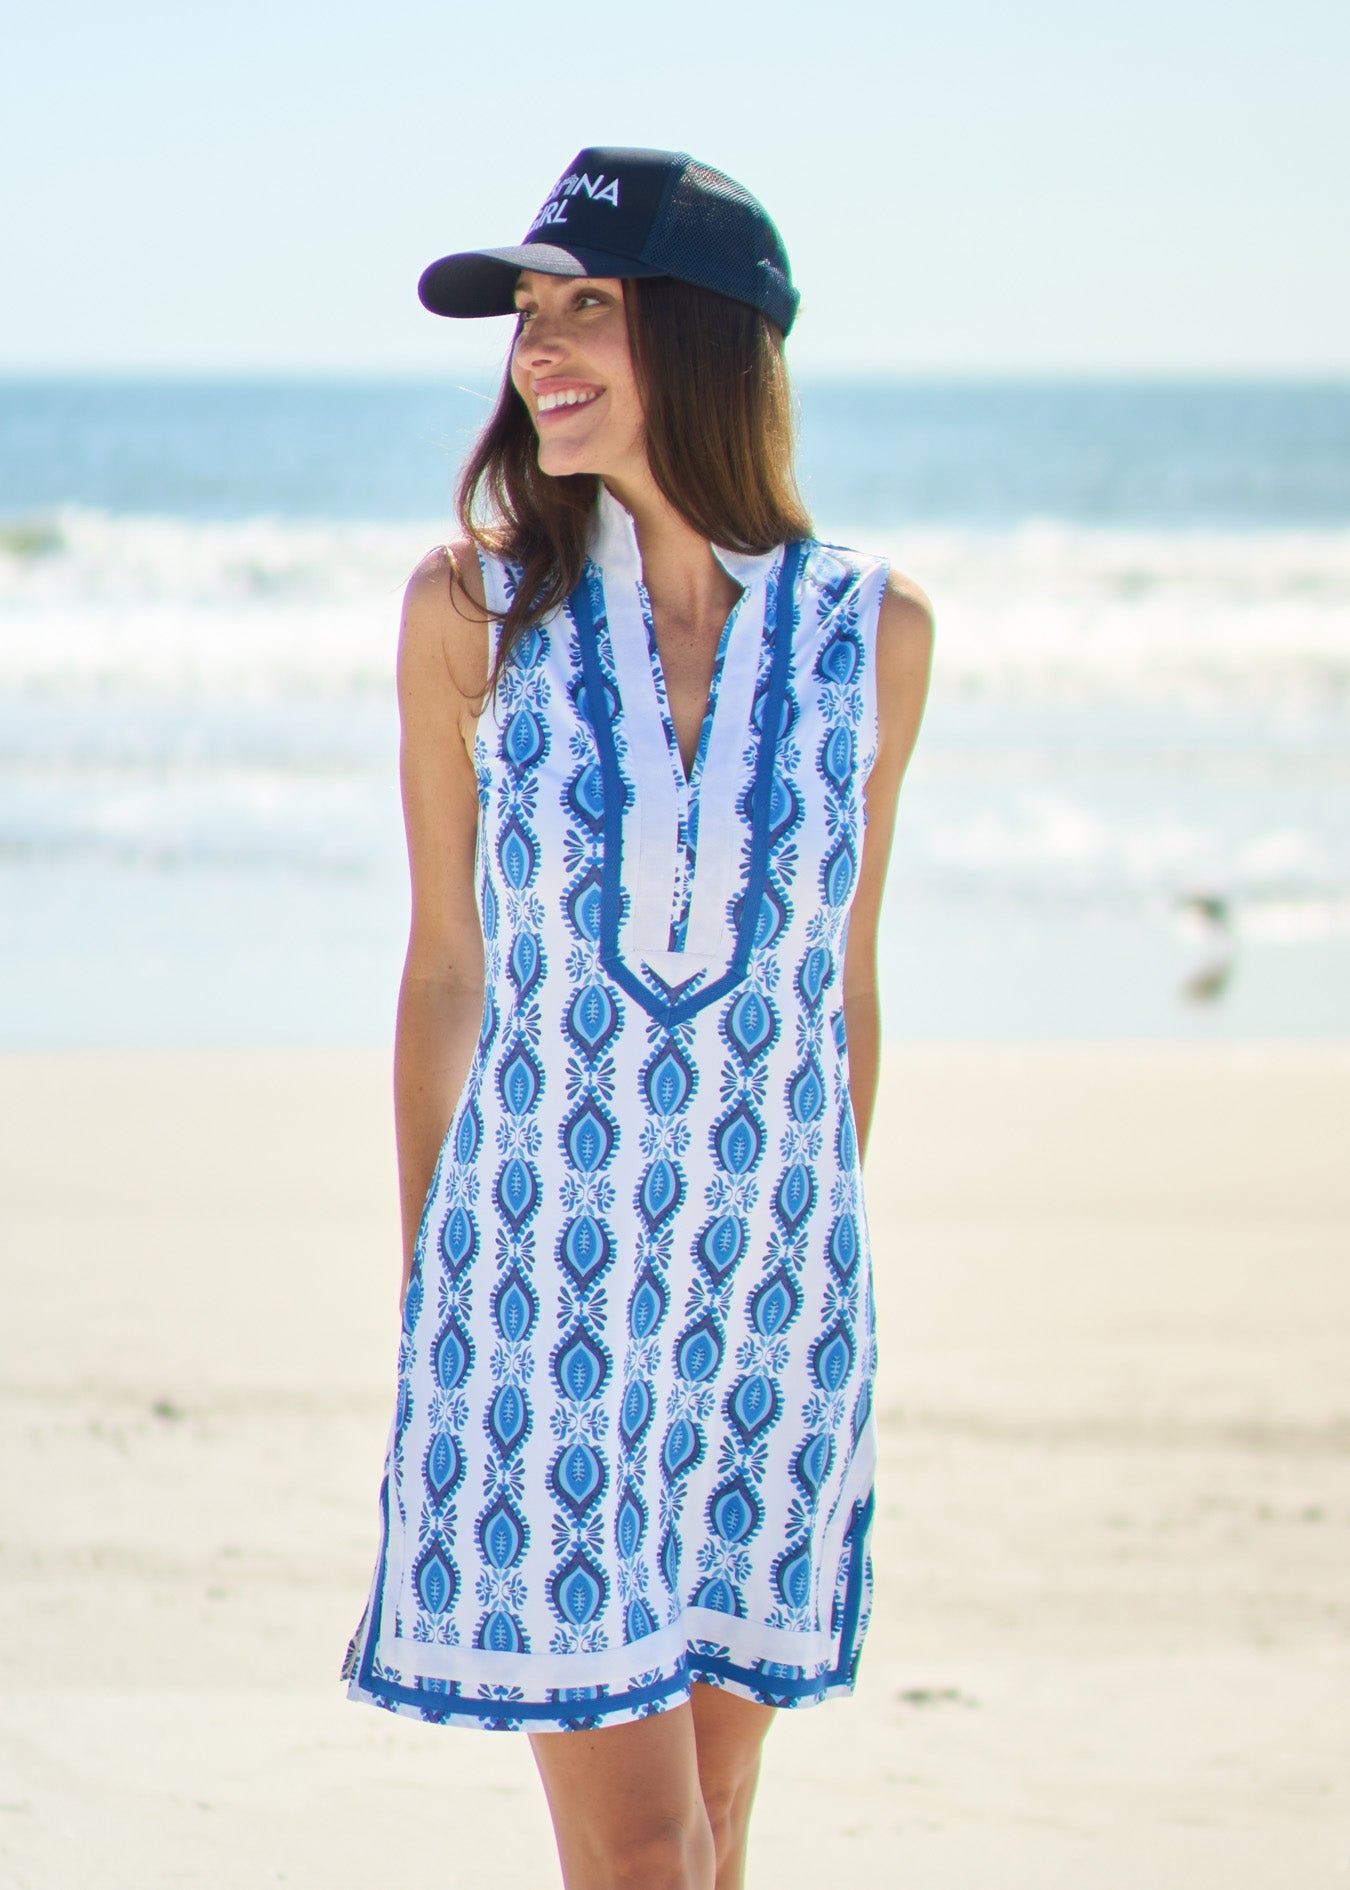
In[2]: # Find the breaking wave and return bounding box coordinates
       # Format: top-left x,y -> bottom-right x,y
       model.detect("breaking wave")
1,508 -> 1349,703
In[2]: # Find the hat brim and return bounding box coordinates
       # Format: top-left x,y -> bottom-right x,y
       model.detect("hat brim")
418,244 -> 666,318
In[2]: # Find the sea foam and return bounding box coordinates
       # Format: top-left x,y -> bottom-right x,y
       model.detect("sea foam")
3,509 -> 1348,705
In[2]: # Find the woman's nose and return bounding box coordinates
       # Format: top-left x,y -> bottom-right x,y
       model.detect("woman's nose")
518,312 -> 566,364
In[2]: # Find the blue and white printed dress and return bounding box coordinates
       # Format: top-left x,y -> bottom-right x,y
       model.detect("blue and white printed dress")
344,487 -> 889,1731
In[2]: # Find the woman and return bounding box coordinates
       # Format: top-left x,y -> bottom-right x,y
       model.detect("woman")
344,147 -> 933,1890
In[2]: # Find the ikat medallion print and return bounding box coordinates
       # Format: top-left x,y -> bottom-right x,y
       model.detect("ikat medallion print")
344,490 -> 890,1730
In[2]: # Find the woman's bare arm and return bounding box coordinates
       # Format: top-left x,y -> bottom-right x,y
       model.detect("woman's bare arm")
842,572 -> 934,1159
393,541 -> 490,1302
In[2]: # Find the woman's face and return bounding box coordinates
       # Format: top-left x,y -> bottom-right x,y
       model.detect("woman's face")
510,272 -> 647,484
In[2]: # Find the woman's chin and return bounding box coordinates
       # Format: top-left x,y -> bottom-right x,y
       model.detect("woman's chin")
532,431 -> 600,480
532,420 -> 644,486
536,449 -> 586,479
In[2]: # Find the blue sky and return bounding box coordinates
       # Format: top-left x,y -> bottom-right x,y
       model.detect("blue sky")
2,0 -> 1346,376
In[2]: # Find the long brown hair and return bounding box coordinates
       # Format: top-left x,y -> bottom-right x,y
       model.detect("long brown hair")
456,275 -> 813,689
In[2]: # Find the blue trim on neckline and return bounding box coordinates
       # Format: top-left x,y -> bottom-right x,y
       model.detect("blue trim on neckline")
571,541 -> 805,1029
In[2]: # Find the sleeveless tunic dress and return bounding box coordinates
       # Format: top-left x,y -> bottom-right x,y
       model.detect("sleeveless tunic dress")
344,488 -> 889,1731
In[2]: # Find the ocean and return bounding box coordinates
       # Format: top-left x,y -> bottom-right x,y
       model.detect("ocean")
2,376 -> 1348,1046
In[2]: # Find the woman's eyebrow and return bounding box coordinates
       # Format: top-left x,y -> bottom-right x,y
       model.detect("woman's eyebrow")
513,276 -> 612,309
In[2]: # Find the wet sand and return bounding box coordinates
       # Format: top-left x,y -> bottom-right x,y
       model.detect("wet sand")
2,1046 -> 1347,1888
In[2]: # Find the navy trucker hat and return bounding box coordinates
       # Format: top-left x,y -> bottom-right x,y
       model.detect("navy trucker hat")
418,147 -> 799,337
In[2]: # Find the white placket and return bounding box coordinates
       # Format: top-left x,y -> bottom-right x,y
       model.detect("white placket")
590,486 -> 784,991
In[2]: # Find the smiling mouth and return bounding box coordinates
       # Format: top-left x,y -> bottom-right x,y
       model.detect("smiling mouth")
536,388 -> 601,414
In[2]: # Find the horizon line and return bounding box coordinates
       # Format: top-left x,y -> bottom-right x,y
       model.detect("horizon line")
3,365 -> 1350,389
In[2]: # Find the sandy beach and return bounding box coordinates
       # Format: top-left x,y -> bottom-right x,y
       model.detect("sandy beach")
2,1045 -> 1347,1888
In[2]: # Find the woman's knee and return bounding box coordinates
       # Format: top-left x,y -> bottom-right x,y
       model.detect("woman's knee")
699,1765 -> 758,1858
602,1809 -> 715,1889
689,1686 -> 771,1857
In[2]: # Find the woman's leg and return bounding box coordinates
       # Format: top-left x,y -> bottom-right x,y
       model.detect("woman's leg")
529,1701 -> 716,1890
528,1687 -> 776,1890
689,1683 -> 775,1890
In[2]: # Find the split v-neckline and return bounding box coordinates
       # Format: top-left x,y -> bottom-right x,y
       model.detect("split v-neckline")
591,485 -> 778,803
581,486 -> 790,1014
642,583 -> 743,801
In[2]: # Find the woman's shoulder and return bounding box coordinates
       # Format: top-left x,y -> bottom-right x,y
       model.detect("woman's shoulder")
871,563 -> 935,735
798,537 -> 934,641
398,539 -> 491,702
403,538 -> 488,620
878,564 -> 935,645
795,540 -> 934,764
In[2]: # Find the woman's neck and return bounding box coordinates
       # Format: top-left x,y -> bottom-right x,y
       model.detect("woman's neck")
600,473 -> 740,622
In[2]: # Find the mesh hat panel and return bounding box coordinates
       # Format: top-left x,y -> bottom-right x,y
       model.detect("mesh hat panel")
641,164 -> 798,334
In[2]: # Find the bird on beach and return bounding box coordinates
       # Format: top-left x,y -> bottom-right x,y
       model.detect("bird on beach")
1175,891 -> 1236,1005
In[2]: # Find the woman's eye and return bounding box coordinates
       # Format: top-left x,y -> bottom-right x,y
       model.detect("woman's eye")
513,292 -> 606,330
